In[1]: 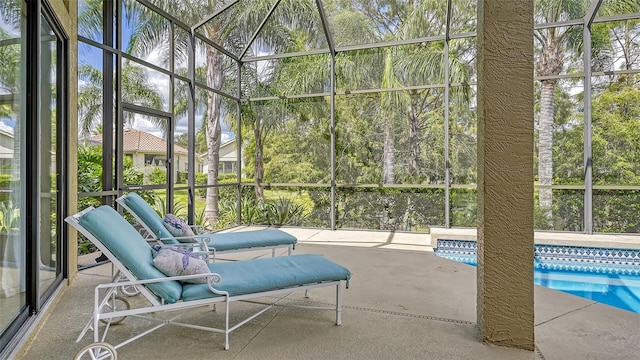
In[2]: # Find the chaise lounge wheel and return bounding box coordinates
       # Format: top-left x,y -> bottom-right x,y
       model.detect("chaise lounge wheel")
99,296 -> 130,325
74,342 -> 117,360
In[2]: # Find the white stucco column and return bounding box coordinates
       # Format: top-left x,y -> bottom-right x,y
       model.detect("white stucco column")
477,0 -> 535,350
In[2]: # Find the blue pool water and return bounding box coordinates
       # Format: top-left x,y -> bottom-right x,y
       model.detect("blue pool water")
435,252 -> 640,314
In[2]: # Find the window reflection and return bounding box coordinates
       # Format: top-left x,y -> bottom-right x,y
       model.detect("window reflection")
0,0 -> 25,336
38,13 -> 61,299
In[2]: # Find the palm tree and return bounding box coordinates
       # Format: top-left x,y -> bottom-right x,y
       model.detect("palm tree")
397,0 -> 474,183
123,0 -> 319,224
0,28 -> 20,118
242,26 -> 331,202
239,79 -> 276,203
380,49 -> 403,185
0,0 -> 19,36
77,63 -> 164,138
594,3 -> 640,74
534,0 -> 586,219
330,0 -> 473,186
0,0 -> 21,117
310,0 -> 473,229
0,0 -> 23,186
534,0 -> 638,222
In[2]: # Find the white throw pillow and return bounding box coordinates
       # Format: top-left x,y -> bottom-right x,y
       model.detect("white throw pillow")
163,213 -> 195,238
152,246 -> 210,284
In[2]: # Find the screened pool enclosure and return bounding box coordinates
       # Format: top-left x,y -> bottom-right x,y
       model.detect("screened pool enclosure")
76,0 -> 640,245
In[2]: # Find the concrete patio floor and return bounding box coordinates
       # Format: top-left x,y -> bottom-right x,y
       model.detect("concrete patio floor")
19,228 -> 640,359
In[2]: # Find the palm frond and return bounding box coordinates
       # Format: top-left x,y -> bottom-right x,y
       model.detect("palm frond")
0,0 -> 21,32
78,0 -> 105,42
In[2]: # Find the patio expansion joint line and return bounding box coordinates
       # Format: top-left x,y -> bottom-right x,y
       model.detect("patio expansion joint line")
266,297 -> 548,358
534,302 -> 598,327
263,296 -> 475,326
344,305 -> 475,325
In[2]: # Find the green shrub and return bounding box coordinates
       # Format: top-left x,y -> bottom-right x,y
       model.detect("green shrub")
0,174 -> 17,203
217,192 -> 309,228
150,195 -> 186,218
0,174 -> 13,187
78,236 -> 97,255
218,173 -> 237,183
123,167 -> 144,186
77,145 -> 103,192
195,173 -> 246,198
0,200 -> 19,232
177,171 -> 188,184
147,167 -> 167,185
263,197 -> 306,226
195,173 -> 208,197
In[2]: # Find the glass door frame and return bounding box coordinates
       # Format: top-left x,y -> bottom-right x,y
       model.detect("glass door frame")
24,0 -> 67,324
36,1 -> 68,305
119,105 -> 175,215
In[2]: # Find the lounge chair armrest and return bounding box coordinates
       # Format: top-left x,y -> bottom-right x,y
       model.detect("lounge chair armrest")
159,236 -> 195,242
159,235 -> 211,244
189,225 -> 205,235
188,248 -> 210,262
98,272 -> 223,288
153,242 -> 210,262
98,273 -> 229,297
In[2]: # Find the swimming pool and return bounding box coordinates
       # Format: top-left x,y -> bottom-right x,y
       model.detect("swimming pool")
435,242 -> 640,314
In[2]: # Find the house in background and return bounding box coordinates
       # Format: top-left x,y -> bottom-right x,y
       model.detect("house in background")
89,129 -> 203,182
201,138 -> 242,175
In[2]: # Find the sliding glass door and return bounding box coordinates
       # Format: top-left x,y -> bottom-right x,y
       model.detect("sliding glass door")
0,0 -> 66,352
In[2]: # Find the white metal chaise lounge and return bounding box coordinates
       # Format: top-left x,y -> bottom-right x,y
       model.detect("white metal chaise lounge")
65,205 -> 351,358
116,193 -> 297,260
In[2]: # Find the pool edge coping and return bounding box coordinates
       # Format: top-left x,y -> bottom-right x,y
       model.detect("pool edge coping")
430,227 -> 640,250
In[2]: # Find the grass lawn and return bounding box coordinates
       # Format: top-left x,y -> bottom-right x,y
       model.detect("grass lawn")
170,186 -> 314,218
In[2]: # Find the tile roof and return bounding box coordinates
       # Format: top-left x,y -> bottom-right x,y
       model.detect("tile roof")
88,129 -> 188,155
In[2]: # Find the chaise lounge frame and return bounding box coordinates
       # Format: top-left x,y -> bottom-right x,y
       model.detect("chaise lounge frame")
65,205 -> 350,357
116,193 -> 297,260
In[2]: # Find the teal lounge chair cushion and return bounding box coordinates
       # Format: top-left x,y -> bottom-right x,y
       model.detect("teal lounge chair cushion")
122,193 -> 180,244
78,206 -> 183,303
124,193 -> 297,251
181,254 -> 351,301
202,229 -> 297,252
